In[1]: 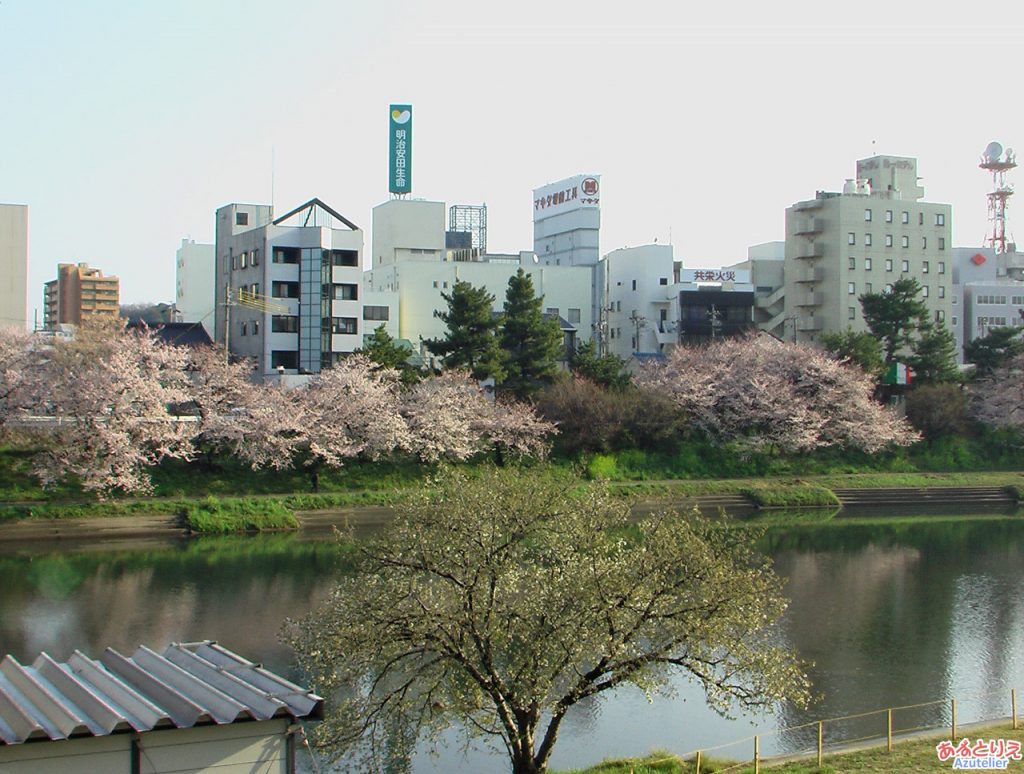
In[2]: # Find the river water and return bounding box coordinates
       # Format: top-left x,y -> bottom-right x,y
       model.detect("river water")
1,513 -> 1023,772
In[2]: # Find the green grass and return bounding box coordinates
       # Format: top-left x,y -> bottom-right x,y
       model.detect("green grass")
558,723 -> 1024,773
181,497 -> 299,534
740,484 -> 840,509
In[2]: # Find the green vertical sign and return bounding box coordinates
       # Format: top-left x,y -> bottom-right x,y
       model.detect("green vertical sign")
389,104 -> 412,194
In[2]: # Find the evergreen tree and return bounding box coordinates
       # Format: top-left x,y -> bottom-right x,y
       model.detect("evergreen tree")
570,339 -> 632,389
498,269 -> 563,399
859,277 -> 930,366
819,328 -> 884,377
909,323 -> 960,384
964,325 -> 1024,377
424,281 -> 503,382
356,324 -> 421,386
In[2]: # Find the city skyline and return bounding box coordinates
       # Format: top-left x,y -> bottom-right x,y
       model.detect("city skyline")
2,0 -> 1023,311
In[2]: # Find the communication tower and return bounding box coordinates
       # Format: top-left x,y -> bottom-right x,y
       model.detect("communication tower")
980,141 -> 1017,253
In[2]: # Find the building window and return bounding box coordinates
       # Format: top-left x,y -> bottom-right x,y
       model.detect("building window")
329,250 -> 359,267
936,213 -> 946,226
609,329 -> 615,339
271,350 -> 298,370
659,277 -> 668,285
922,261 -> 929,274
885,210 -> 893,223
272,315 -> 299,333
865,209 -> 872,222
919,212 -> 924,225
631,279 -> 637,290
271,281 -> 299,298
848,232 -> 856,245
849,256 -> 856,270
231,255 -> 238,270
922,237 -> 927,250
938,286 -> 945,299
848,281 -> 856,294
902,211 -> 910,224
939,262 -> 946,274
901,235 -> 910,248
253,320 -> 260,334
616,301 -> 621,312
332,283 -> 359,301
953,316 -> 958,326
273,247 -> 300,264
325,317 -> 358,335
865,257 -> 873,270
885,234 -> 893,247
885,258 -> 893,272
251,249 -> 259,266
865,233 -> 873,246
240,252 -> 248,269
936,310 -> 945,323
433,281 -> 439,288
240,322 -> 248,336
901,259 -> 909,272
849,307 -> 856,320
546,307 -> 560,317
922,286 -> 929,297
568,308 -> 581,324
939,238 -> 945,250
865,282 -> 873,293
236,212 -> 248,226
363,305 -> 390,321
885,283 -> 894,293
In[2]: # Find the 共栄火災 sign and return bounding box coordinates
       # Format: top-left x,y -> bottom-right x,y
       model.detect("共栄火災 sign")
389,105 -> 412,194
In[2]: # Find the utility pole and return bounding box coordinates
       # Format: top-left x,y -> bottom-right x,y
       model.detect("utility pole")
628,311 -> 646,353
708,305 -> 722,340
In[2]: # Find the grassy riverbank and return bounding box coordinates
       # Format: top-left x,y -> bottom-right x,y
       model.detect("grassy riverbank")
556,722 -> 1024,773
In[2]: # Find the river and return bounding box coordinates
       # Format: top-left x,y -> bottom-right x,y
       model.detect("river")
1,513 -> 1023,772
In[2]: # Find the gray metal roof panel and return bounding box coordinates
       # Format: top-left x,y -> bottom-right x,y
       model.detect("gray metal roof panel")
0,641 -> 321,746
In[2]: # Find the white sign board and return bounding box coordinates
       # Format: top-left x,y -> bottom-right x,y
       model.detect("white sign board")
533,174 -> 600,222
682,269 -> 751,284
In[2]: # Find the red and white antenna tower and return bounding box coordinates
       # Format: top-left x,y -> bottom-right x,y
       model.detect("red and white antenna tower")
980,140 -> 1017,253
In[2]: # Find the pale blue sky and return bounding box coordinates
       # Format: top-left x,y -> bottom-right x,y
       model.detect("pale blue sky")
2,0 -> 1023,309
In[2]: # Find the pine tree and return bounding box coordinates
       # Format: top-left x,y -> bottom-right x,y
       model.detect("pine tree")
909,323 -> 960,384
424,281 -> 503,382
964,325 -> 1024,377
498,269 -> 563,399
356,324 -> 421,386
859,277 -> 930,366
570,339 -> 632,389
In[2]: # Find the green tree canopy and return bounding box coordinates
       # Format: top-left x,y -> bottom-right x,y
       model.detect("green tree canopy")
424,280 -> 503,382
570,339 -> 632,389
355,324 -> 422,385
964,325 -> 1024,378
287,467 -> 810,774
908,323 -> 960,384
819,328 -> 884,377
498,269 -> 564,399
859,277 -> 930,366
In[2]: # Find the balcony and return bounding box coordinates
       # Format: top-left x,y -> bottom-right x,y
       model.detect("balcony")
797,317 -> 822,332
793,218 -> 824,235
795,268 -> 825,283
794,199 -> 823,211
795,292 -> 823,307
795,242 -> 824,259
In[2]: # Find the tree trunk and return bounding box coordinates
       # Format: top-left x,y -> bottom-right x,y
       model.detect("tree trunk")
309,465 -> 320,493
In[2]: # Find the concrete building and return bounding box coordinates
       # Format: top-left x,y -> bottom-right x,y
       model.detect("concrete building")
365,198 -> 594,367
43,263 -> 120,330
532,174 -> 601,267
728,242 -> 787,338
214,198 -> 363,378
953,246 -> 1024,360
602,244 -> 676,357
0,204 -> 28,330
175,239 -> 215,335
785,155 -> 953,345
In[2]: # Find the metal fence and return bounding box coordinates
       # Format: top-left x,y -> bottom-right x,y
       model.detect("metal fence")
668,688 -> 1022,773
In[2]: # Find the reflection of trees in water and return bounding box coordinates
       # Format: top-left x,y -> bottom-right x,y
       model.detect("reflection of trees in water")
769,519 -> 1024,754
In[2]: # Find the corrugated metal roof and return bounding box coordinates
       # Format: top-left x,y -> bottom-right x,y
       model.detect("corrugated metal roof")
0,640 -> 323,745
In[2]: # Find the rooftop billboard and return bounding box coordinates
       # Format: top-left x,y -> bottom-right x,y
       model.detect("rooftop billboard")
532,174 -> 600,222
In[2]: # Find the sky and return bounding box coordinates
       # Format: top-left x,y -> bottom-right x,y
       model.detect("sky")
2,1 -> 1024,311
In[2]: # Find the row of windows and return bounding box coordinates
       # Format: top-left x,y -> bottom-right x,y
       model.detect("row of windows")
363,305 -> 390,321
847,281 -> 946,299
864,209 -> 946,226
978,316 -> 1010,327
976,295 -> 1008,305
268,282 -> 358,300
238,320 -> 260,336
543,307 -> 583,324
269,248 -> 359,266
847,257 -> 946,274
268,315 -> 360,335
848,233 -> 945,249
231,249 -> 260,270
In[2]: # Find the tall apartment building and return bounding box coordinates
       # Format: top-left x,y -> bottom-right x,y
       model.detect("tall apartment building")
175,239 -> 215,335
784,155 -> 953,345
214,198 -> 364,378
0,204 -> 28,330
43,263 -> 120,329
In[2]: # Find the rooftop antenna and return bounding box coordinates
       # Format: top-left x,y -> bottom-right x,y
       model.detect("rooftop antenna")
980,141 -> 1017,253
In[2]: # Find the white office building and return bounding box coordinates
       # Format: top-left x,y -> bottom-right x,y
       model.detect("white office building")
953,246 -> 1024,360
0,204 -> 28,330
214,198 -> 364,378
175,239 -> 215,335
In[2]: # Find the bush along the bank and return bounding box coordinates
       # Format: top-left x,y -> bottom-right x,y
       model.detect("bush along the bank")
181,497 -> 299,534
741,483 -> 841,509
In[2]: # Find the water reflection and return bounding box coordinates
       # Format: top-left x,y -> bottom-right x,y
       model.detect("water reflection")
1,516 -> 1024,772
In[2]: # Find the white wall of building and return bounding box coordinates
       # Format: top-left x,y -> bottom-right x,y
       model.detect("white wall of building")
175,239 -> 215,334
0,203 -> 28,329
371,199 -> 446,269
602,244 -> 677,357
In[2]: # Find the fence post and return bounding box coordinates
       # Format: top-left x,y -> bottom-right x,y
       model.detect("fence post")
695,750 -> 701,773
1014,689 -> 1018,731
754,735 -> 760,774
887,708 -> 893,752
951,698 -> 957,741
817,720 -> 823,767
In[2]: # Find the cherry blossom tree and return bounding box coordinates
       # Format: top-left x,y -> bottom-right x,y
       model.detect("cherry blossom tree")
970,352 -> 1024,433
401,370 -> 556,463
0,326 -> 42,440
34,326 -> 194,495
637,334 -> 917,454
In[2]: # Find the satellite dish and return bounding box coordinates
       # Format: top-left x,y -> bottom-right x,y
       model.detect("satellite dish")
986,141 -> 1004,161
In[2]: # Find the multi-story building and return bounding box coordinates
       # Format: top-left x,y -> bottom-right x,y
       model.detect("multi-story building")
953,246 -> 1024,360
175,239 -> 215,335
784,155 -> 953,345
214,198 -> 364,378
43,263 -> 120,330
0,204 -> 28,330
